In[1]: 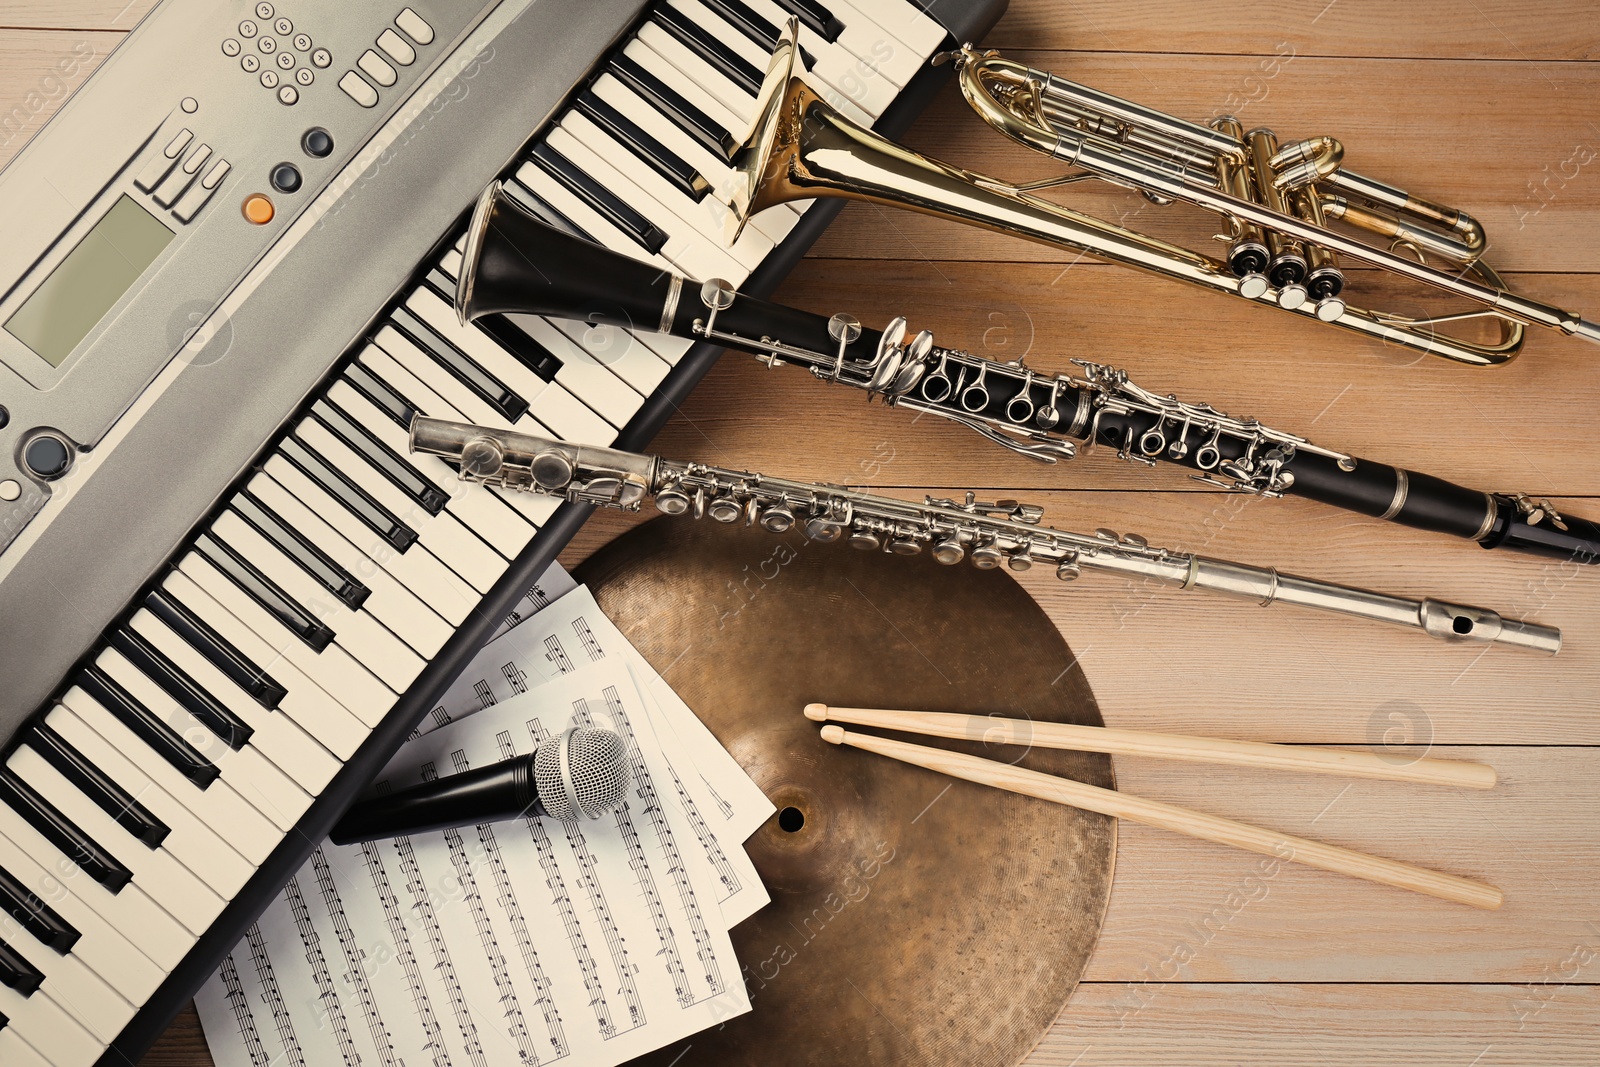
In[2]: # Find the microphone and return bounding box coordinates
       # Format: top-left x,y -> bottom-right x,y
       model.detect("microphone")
329,727 -> 629,844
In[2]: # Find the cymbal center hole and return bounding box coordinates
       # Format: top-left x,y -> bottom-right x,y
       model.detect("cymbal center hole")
777,806 -> 806,833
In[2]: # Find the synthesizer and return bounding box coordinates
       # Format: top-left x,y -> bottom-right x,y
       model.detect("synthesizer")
0,0 -> 1008,1062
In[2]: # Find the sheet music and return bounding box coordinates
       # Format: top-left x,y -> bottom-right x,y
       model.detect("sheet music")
489,562 -> 578,641
197,664 -> 752,1067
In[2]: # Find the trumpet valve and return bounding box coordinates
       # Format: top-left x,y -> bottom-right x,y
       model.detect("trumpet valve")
1268,135 -> 1344,189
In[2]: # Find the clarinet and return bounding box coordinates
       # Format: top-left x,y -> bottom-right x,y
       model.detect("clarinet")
409,415 -> 1560,655
454,184 -> 1599,566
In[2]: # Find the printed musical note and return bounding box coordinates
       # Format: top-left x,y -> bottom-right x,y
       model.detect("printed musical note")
284,875 -> 361,1067
218,953 -> 268,1067
359,828 -> 450,1067
246,923 -> 305,1067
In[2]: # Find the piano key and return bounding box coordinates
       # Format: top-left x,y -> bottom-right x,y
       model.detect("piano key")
290,418 -> 509,593
0,1027 -> 57,1067
501,314 -> 644,427
106,628 -> 252,750
620,38 -> 750,155
230,492 -> 369,613
607,50 -> 737,160
141,589 -> 287,711
0,863 -> 77,953
192,532 -> 335,655
341,353 -> 560,530
6,747 -> 224,940
243,470 -> 456,660
324,380 -> 536,560
526,378 -> 618,444
308,397 -> 449,516
43,705 -> 256,899
261,453 -> 478,631
528,142 -> 669,256
59,683 -> 281,865
404,287 -> 570,427
0,761 -> 192,972
574,88 -> 711,201
92,648 -> 312,833
744,0 -> 922,95
558,110 -> 777,271
389,305 -> 534,424
653,2 -> 764,96
208,511 -> 426,697
542,127 -> 751,283
0,770 -> 130,894
836,0 -> 947,55
770,0 -> 845,42
0,970 -> 101,1067
0,936 -> 43,997
119,605 -> 342,799
279,434 -> 418,553
20,724 -> 167,850
0,914 -> 132,1044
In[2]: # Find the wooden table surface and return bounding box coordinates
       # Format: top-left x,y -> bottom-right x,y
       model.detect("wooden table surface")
5,1 -> 1597,1064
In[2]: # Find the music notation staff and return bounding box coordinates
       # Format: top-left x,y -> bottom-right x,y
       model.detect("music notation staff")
357,837 -> 451,1067
244,924 -> 304,1067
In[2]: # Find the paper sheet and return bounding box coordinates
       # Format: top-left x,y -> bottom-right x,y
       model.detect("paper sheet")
197,663 -> 752,1067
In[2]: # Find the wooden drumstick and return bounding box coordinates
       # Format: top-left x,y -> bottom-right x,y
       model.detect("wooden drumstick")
819,725 -> 1504,910
804,704 -> 1495,789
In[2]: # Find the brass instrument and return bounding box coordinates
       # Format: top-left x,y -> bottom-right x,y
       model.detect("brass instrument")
726,25 -> 1600,367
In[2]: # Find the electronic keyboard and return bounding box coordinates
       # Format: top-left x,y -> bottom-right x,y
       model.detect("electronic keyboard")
0,0 -> 1007,1062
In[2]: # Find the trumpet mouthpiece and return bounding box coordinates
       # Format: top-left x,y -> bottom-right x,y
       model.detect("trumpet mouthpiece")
1571,317 -> 1600,345
803,703 -> 829,721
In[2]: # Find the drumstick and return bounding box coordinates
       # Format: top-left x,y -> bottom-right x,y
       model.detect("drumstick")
819,725 -> 1503,910
804,704 -> 1495,790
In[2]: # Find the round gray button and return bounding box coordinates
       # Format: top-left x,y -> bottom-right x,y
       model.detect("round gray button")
238,19 -> 257,38
310,47 -> 331,68
0,480 -> 19,502
221,38 -> 240,57
274,17 -> 292,35
276,51 -> 294,69
241,54 -> 260,72
260,70 -> 279,88
295,67 -> 314,85
181,96 -> 198,113
257,35 -> 275,53
255,2 -> 274,18
23,434 -> 72,480
292,33 -> 311,51
277,85 -> 299,106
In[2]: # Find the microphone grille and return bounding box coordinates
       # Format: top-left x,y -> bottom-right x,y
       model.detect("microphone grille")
535,727 -> 629,820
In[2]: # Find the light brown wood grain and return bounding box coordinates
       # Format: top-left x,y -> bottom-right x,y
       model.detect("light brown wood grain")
0,0 -> 153,31
0,29 -> 117,166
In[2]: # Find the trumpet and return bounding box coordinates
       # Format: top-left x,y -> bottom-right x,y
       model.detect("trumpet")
725,24 -> 1600,367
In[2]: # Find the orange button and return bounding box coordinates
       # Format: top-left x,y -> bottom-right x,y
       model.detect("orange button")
242,194 -> 274,224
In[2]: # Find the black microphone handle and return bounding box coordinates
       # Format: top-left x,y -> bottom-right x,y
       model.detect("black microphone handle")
472,200 -> 1598,565
328,754 -> 538,845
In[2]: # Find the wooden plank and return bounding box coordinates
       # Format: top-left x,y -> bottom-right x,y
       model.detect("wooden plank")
0,29 -> 118,167
0,0 -> 153,31
810,51 -> 1600,272
1029,983 -> 1600,1065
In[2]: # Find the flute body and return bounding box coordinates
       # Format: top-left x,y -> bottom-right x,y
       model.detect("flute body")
409,415 -> 1561,655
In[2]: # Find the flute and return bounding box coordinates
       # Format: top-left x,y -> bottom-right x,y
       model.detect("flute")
454,182 -> 1600,566
409,415 -> 1561,655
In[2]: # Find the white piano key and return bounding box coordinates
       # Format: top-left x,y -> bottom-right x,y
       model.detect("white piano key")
324,380 -> 538,562
839,0 -> 948,56
526,377 -> 619,445
0,828 -> 165,1002
622,37 -> 752,149
209,511 -> 426,698
545,316 -> 677,391
291,418 -> 509,593
403,287 -> 564,425
0,771 -> 191,972
355,344 -> 562,530
503,314 -> 644,428
94,647 -> 313,834
126,603 -> 344,793
637,21 -> 763,127
5,747 -> 224,940
0,973 -> 103,1067
749,0 -> 923,88
60,683 -> 281,865
558,109 -> 776,271
43,704 -> 255,901
0,933 -> 131,1045
262,453 -> 479,632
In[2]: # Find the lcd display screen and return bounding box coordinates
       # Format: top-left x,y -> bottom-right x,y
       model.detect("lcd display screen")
5,195 -> 174,366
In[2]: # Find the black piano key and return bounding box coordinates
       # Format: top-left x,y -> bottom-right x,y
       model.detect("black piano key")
414,274 -> 563,384
652,5 -> 763,96
772,0 -> 844,42
702,0 -> 815,67
606,54 -> 736,161
0,864 -> 79,953
0,1006 -> 7,1029
279,435 -> 418,553
574,89 -> 711,201
389,305 -> 532,424
528,142 -> 669,255
308,397 -> 449,516
503,176 -> 595,242
0,769 -> 132,893
107,628 -> 254,751
143,589 -> 285,712
230,491 -> 370,612
0,938 -> 42,997
23,723 -> 169,848
344,362 -> 415,432
76,666 -> 220,791
192,533 -> 335,655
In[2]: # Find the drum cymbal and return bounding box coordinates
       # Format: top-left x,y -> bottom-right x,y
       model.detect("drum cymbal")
575,517 -> 1116,1067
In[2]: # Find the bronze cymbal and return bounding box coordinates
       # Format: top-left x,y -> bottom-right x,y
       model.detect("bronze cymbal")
575,517 -> 1117,1067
